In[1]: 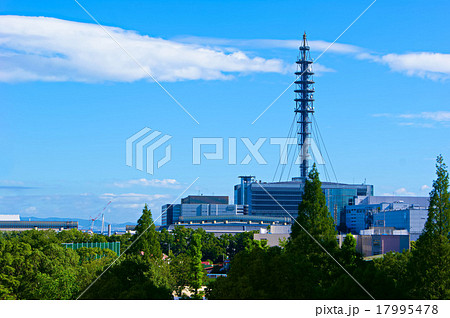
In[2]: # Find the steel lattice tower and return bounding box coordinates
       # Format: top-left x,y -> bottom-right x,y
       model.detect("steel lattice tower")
294,32 -> 315,179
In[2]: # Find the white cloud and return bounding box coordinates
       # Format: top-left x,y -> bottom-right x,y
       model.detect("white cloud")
399,111 -> 450,122
0,16 -> 286,83
381,188 -> 417,196
357,51 -> 450,80
421,185 -> 431,191
179,36 -> 450,81
394,187 -> 416,196
175,36 -> 363,55
0,180 -> 25,186
113,178 -> 181,189
23,206 -> 37,214
372,111 -> 450,128
3,16 -> 448,84
0,180 -> 37,190
380,53 -> 450,80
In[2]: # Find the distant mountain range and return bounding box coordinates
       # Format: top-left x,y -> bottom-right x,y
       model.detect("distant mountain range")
24,216 -> 137,232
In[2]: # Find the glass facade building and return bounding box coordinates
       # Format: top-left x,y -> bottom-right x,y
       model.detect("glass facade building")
161,200 -> 244,226
234,178 -> 373,227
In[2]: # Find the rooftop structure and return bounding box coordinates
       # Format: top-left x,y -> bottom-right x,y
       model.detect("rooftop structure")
181,195 -> 229,205
0,220 -> 78,232
357,196 -> 429,206
161,202 -> 245,226
345,197 -> 429,240
166,222 -> 290,236
0,214 -> 20,221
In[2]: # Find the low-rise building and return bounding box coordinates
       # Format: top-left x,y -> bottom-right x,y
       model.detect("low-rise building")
161,195 -> 246,226
253,225 -> 291,247
0,215 -> 78,232
345,196 -> 428,240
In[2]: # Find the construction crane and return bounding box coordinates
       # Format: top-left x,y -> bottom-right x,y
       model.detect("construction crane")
89,200 -> 112,232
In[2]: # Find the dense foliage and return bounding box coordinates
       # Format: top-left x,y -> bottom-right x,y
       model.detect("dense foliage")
0,230 -> 117,299
0,206 -> 260,299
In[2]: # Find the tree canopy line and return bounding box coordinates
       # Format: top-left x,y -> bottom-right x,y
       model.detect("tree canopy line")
0,156 -> 449,299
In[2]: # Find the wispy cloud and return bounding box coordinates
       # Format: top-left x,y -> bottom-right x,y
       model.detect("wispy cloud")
0,16 -> 286,83
394,187 -> 416,196
174,36 -> 363,54
382,187 -> 417,196
398,111 -> 450,122
379,53 -> 450,80
373,111 -> 450,128
0,180 -> 37,190
112,178 -> 181,189
2,16 -> 449,83
178,36 -> 450,81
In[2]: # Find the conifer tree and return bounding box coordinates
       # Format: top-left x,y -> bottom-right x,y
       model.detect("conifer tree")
286,165 -> 339,298
290,164 -> 337,250
133,204 -> 162,259
409,155 -> 450,299
189,232 -> 204,298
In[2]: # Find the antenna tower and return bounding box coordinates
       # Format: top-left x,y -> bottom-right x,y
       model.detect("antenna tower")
294,32 -> 315,179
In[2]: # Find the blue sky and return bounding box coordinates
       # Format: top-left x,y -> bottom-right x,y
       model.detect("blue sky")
1,0 -> 449,224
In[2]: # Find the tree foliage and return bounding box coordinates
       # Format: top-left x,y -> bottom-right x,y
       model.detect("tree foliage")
132,204 -> 161,259
408,155 -> 450,299
189,232 -> 204,297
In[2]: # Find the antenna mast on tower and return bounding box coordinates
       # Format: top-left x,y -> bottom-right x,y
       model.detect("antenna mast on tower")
294,32 -> 315,179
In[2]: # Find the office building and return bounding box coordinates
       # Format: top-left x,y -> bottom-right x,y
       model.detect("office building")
161,195 -> 244,226
234,177 -> 373,228
345,196 -> 429,240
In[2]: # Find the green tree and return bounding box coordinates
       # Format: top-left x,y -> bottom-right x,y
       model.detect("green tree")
106,232 -> 132,254
80,254 -> 172,300
207,246 -> 288,299
189,232 -> 204,297
283,165 -> 341,299
170,253 -> 193,297
339,233 -> 360,269
290,164 -> 337,249
196,228 -> 225,262
226,231 -> 258,259
172,226 -> 193,256
159,227 -> 174,255
408,155 -> 450,299
133,204 -> 161,259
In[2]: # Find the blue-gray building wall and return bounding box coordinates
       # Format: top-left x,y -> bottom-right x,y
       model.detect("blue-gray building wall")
345,197 -> 429,241
161,203 -> 243,226
234,180 -> 373,227
373,208 -> 428,241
